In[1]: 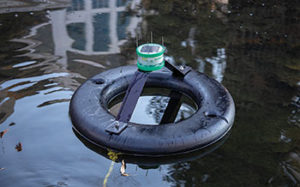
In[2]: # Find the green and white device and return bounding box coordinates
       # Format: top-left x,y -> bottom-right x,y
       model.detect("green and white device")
136,43 -> 165,71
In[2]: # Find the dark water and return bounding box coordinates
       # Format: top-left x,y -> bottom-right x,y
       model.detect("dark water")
0,0 -> 299,186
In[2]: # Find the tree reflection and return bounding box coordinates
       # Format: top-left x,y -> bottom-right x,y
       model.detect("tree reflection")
145,96 -> 169,124
140,0 -> 299,186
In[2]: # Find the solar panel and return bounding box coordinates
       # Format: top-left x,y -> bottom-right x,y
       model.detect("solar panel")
141,45 -> 160,53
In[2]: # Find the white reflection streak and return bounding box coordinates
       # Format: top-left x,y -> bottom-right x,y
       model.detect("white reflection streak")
197,48 -> 227,83
181,27 -> 196,55
0,72 -> 69,91
11,22 -> 50,54
195,57 -> 205,73
50,9 -> 72,68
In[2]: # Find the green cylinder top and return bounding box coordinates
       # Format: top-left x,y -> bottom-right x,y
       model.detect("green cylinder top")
136,43 -> 165,72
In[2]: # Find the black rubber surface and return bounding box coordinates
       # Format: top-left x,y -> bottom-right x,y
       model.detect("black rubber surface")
70,65 -> 235,156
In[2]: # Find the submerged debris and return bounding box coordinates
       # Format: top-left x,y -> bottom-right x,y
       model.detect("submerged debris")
0,129 -> 8,138
9,122 -> 15,126
15,142 -> 22,152
120,160 -> 129,176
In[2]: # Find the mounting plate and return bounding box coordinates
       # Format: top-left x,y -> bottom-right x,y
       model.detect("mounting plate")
105,121 -> 128,134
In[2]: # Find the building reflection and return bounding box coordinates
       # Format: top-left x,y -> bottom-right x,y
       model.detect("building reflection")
196,48 -> 226,83
0,0 -> 141,124
50,0 -> 141,70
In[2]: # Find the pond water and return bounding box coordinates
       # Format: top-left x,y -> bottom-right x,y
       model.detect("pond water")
0,0 -> 299,186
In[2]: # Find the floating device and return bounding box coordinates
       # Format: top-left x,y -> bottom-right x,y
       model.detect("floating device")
70,43 -> 235,156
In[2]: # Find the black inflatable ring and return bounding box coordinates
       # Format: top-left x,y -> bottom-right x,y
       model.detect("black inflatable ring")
70,65 -> 235,156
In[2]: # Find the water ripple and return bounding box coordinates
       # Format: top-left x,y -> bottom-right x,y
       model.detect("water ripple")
0,72 -> 69,91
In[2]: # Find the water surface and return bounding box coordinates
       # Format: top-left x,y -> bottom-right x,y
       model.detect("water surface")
0,0 -> 299,186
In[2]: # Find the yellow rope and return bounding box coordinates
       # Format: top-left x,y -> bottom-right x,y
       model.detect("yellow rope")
107,149 -> 121,161
103,161 -> 115,187
103,150 -> 122,187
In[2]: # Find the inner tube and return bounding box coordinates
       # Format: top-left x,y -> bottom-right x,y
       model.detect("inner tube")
70,65 -> 235,156
73,128 -> 231,168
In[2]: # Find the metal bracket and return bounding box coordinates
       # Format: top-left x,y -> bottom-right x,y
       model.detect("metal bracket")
105,121 -> 128,134
160,91 -> 182,124
165,60 -> 192,77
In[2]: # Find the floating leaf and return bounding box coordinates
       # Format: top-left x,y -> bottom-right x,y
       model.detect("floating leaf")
120,160 -> 129,176
15,142 -> 22,152
0,129 -> 8,138
9,122 -> 15,126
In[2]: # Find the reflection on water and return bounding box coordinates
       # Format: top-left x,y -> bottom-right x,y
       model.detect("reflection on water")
0,0 -> 70,14
197,48 -> 226,83
181,25 -> 227,83
282,149 -> 300,184
0,0 -> 299,186
289,95 -> 300,128
109,88 -> 198,125
53,0 -> 140,55
50,0 -> 141,70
